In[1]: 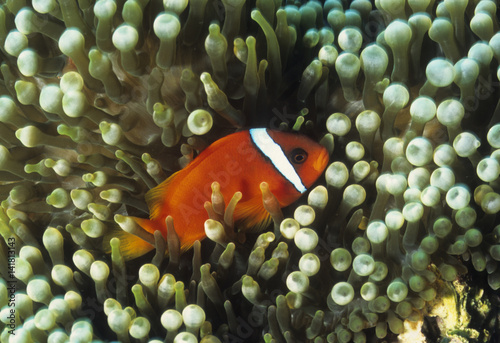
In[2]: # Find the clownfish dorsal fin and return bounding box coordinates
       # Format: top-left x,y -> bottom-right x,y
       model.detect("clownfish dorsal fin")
103,229 -> 155,261
234,199 -> 273,233
145,171 -> 180,220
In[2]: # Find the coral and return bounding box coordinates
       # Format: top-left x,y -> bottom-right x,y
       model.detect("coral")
0,0 -> 499,342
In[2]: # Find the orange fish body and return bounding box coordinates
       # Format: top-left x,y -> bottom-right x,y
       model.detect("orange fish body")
127,128 -> 329,258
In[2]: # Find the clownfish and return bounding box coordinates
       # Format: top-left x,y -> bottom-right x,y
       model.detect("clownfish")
117,128 -> 329,259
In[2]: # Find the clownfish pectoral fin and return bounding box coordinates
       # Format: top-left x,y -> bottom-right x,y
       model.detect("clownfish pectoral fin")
133,216 -> 160,235
103,229 -> 155,261
145,171 -> 180,220
234,199 -> 273,233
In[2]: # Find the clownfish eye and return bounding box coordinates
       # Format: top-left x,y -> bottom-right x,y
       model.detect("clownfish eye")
290,148 -> 308,164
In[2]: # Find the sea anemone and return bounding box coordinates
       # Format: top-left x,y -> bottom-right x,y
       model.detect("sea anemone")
0,0 -> 499,342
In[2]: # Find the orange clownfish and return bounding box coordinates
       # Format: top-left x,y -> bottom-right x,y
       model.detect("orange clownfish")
120,128 -> 329,259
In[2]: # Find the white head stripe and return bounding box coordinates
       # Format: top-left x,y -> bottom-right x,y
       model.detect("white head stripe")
249,128 -> 307,193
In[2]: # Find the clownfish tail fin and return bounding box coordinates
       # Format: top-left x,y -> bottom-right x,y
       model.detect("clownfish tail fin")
103,229 -> 155,261
132,216 -> 160,235
103,215 -> 163,260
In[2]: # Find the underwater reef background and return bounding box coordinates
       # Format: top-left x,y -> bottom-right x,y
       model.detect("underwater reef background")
0,0 -> 500,342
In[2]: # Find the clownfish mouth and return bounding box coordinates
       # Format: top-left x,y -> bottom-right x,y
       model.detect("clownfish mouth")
314,147 -> 330,173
